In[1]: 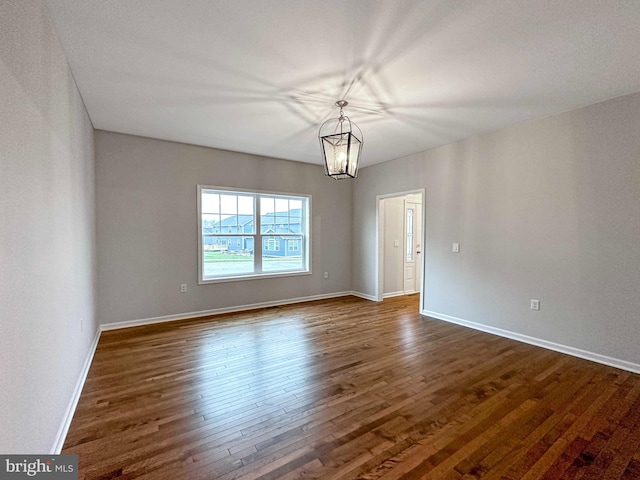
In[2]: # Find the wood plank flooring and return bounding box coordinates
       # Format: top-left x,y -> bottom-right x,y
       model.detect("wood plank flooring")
63,295 -> 640,479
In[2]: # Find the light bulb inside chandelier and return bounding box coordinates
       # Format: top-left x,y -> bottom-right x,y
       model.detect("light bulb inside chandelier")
318,100 -> 363,179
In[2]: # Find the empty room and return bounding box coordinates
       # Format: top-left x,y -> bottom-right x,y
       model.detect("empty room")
2,1 -> 640,479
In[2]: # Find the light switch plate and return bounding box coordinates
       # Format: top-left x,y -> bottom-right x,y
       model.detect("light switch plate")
452,243 -> 460,253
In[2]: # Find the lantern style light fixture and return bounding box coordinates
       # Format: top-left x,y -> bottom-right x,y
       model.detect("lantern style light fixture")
318,100 -> 363,179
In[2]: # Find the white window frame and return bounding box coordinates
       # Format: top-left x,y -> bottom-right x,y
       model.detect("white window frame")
198,186 -> 311,283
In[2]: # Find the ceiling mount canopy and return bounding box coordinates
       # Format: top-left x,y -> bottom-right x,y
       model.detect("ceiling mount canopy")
318,100 -> 363,179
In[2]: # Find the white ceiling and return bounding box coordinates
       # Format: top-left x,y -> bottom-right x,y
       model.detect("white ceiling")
44,0 -> 640,168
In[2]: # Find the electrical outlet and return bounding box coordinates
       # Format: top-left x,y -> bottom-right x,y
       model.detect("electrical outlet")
180,284 -> 187,293
323,272 -> 329,279
530,299 -> 540,311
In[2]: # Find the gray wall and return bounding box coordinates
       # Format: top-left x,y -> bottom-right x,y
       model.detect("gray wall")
95,131 -> 352,325
353,91 -> 640,365
0,0 -> 97,453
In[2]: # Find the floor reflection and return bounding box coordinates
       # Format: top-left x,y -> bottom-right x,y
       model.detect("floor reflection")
193,313 -> 313,424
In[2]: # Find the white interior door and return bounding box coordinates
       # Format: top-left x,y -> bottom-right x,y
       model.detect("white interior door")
403,201 -> 422,294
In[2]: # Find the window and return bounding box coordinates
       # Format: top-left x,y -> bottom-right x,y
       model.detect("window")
199,186 -> 310,282
406,208 -> 414,262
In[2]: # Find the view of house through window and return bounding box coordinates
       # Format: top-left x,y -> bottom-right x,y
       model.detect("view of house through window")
199,187 -> 310,282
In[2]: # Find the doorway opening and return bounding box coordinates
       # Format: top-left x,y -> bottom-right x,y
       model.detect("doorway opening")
376,190 -> 425,309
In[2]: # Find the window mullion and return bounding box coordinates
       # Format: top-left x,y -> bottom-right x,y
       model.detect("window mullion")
302,203 -> 308,270
254,194 -> 262,273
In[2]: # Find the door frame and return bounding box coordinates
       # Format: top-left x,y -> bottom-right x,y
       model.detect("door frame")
375,189 -> 426,309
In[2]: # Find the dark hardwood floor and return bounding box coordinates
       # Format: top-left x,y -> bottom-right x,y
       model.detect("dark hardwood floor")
63,295 -> 640,479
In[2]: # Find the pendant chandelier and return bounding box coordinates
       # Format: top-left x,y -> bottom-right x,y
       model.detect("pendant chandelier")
318,100 -> 363,179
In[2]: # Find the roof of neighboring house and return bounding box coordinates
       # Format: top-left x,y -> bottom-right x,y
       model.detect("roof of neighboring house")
218,214 -> 254,227
261,208 -> 302,224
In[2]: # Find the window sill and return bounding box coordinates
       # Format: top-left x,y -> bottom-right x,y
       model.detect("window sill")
199,269 -> 312,285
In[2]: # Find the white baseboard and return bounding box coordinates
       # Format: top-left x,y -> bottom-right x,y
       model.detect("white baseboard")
51,327 -> 101,454
101,291 -> 356,331
350,291 -> 379,302
383,291 -> 405,299
422,309 -> 640,375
